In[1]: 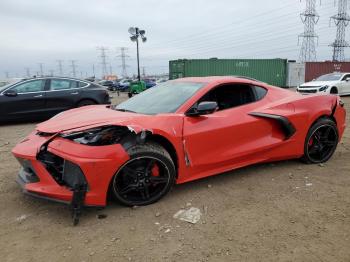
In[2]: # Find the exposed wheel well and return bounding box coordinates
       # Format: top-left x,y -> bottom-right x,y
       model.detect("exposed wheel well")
330,86 -> 338,94
146,135 -> 178,175
311,114 -> 337,127
76,98 -> 97,106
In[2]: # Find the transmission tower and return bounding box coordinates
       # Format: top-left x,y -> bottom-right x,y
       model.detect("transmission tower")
25,67 -> 30,77
97,47 -> 108,78
298,0 -> 319,62
117,47 -> 129,77
70,60 -> 77,77
142,66 -> 146,77
330,0 -> 350,61
57,60 -> 64,76
38,63 -> 44,76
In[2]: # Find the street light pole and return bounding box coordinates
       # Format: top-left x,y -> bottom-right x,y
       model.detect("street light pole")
136,29 -> 141,81
129,26 -> 147,82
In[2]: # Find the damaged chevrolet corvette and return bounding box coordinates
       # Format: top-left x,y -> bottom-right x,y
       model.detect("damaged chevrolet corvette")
12,76 -> 346,224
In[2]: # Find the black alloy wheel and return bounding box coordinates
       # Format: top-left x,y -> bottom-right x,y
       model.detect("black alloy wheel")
112,143 -> 175,206
303,118 -> 338,163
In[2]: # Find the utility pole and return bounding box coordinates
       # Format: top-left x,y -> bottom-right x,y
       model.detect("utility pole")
97,46 -> 108,79
298,0 -> 319,62
92,64 -> 95,76
57,60 -> 64,76
70,60 -> 77,77
38,63 -> 44,76
330,0 -> 350,61
129,27 -> 147,82
4,72 -> 9,79
25,67 -> 30,78
117,47 -> 129,78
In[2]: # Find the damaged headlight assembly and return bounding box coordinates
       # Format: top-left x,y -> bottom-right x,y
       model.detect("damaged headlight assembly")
61,126 -> 130,146
319,85 -> 329,92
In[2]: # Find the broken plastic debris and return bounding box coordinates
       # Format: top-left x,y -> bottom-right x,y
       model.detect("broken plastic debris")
16,214 -> 28,222
305,183 -> 313,187
173,207 -> 202,224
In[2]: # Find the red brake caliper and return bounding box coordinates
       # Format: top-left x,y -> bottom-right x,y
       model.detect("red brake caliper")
151,163 -> 160,177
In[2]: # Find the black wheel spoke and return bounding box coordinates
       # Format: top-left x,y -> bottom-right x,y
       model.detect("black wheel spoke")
149,176 -> 168,184
119,184 -> 137,195
123,166 -> 138,178
140,185 -> 150,200
145,159 -> 156,172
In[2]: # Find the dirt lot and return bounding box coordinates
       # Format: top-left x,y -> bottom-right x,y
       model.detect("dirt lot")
0,93 -> 349,262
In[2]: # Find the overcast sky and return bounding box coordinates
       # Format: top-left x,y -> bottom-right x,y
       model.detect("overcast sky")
0,0 -> 345,78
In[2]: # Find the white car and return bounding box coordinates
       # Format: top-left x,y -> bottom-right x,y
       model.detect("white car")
297,72 -> 350,96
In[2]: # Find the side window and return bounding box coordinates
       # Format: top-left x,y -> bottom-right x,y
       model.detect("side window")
197,84 -> 257,111
50,79 -> 74,90
252,86 -> 267,100
342,74 -> 350,81
77,81 -> 89,88
11,80 -> 45,93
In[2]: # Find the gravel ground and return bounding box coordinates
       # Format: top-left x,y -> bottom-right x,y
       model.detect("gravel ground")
0,93 -> 349,262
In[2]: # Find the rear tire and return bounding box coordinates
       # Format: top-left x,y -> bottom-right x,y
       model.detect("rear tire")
77,99 -> 96,107
112,143 -> 176,206
302,118 -> 338,164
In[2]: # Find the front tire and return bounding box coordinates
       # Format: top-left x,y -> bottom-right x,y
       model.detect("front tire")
302,118 -> 338,163
112,143 -> 176,206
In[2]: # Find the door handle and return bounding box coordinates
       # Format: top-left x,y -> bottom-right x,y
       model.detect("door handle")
33,94 -> 43,98
71,92 -> 79,95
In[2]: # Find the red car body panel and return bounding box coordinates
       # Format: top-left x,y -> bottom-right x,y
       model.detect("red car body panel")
12,77 -> 346,206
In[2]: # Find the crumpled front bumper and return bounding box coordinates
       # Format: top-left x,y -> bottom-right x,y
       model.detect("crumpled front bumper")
12,131 -> 129,206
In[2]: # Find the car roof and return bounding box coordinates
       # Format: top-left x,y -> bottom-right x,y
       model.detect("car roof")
21,76 -> 90,82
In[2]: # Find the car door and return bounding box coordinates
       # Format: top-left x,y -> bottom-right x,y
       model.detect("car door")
182,83 -> 285,179
0,79 -> 46,121
45,78 -> 82,115
340,74 -> 350,95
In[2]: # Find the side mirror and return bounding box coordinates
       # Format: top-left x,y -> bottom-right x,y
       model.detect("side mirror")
186,101 -> 218,116
3,89 -> 17,97
346,78 -> 350,82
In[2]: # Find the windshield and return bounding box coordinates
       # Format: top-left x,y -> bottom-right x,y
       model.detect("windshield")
115,81 -> 205,114
315,73 -> 342,81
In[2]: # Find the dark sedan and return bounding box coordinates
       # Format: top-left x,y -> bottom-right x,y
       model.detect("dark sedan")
0,77 -> 111,122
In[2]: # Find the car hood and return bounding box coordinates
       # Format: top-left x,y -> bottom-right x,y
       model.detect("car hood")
36,105 -> 150,134
299,81 -> 337,87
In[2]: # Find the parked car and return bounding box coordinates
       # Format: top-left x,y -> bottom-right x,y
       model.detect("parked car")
297,72 -> 350,95
118,79 -> 132,91
143,78 -> 156,89
0,76 -> 110,122
98,80 -> 118,91
12,76 -> 346,224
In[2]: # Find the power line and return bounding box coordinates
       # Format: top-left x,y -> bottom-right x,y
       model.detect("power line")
330,0 -> 350,61
97,46 -> 108,78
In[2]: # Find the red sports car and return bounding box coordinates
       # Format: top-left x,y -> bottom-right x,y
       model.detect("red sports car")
12,76 -> 346,224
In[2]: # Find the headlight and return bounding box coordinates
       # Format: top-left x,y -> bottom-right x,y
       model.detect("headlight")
61,126 -> 129,146
319,85 -> 329,92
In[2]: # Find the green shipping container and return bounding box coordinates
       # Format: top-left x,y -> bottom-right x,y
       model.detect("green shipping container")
169,58 -> 288,87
